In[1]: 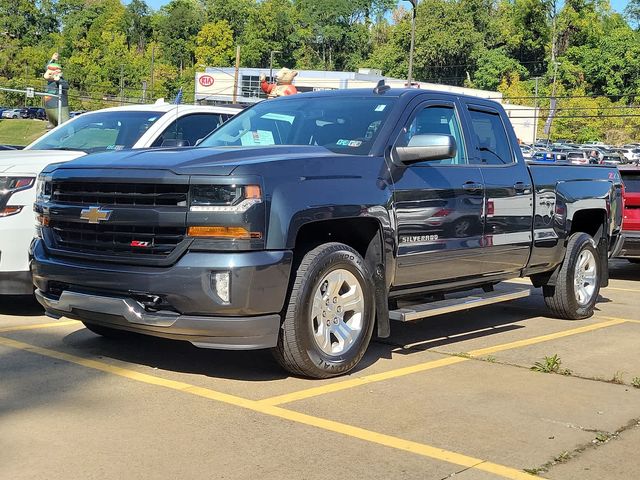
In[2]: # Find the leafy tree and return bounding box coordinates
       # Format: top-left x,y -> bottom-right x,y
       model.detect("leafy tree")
195,20 -> 235,67
473,48 -> 528,91
125,0 -> 152,52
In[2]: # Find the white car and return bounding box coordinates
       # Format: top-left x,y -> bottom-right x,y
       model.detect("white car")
0,101 -> 242,294
2,109 -> 22,119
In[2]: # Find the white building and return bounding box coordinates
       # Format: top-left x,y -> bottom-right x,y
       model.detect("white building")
195,67 -> 538,143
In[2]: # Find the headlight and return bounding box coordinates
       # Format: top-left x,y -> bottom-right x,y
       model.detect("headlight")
0,176 -> 35,195
0,176 -> 35,217
187,183 -> 265,245
190,185 -> 261,212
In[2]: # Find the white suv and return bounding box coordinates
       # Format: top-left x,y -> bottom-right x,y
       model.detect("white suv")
0,102 -> 242,294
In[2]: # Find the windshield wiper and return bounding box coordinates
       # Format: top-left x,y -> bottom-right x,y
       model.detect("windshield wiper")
46,147 -> 87,152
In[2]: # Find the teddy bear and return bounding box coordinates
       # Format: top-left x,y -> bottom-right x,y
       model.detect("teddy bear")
43,53 -> 70,127
259,67 -> 299,99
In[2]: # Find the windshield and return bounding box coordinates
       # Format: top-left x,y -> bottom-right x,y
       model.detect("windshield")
29,110 -> 164,153
199,96 -> 397,155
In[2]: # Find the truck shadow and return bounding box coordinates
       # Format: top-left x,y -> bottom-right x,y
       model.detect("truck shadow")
57,299 -> 550,380
0,295 -> 43,317
609,258 -> 640,281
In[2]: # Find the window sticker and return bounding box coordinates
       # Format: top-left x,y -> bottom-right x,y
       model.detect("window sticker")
375,104 -> 387,112
240,130 -> 275,146
348,140 -> 362,147
336,139 -> 350,146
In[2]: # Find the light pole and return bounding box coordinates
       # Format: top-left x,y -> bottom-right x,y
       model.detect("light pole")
269,50 -> 281,82
406,0 -> 417,87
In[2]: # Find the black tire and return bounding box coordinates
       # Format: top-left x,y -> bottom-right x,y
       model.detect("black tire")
82,321 -> 131,339
543,232 -> 601,319
272,243 -> 375,378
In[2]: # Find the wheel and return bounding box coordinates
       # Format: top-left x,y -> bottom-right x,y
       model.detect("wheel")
82,321 -> 131,339
543,232 -> 601,319
272,243 -> 375,378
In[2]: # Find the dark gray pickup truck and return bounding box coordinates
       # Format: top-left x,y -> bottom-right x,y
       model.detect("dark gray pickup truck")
32,87 -> 624,378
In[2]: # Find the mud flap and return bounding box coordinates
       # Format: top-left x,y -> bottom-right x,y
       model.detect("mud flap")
365,231 -> 390,338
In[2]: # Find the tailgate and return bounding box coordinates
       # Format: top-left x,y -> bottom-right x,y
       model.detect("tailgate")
621,170 -> 640,231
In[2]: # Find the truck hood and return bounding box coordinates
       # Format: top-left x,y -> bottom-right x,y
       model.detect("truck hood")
0,150 -> 86,175
53,145 -> 337,176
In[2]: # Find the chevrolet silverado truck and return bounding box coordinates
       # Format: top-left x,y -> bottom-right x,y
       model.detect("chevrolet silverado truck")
31,86 -> 624,378
0,102 -> 241,294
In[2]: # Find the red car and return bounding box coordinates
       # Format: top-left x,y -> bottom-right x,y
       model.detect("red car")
619,166 -> 640,262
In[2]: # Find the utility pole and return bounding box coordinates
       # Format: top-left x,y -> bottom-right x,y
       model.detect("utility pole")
150,44 -> 155,102
406,0 -> 417,87
119,65 -> 124,106
233,45 -> 241,104
269,50 -> 281,82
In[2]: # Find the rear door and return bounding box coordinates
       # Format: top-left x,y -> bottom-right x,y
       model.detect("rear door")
464,104 -> 533,275
391,99 -> 487,286
621,169 -> 640,232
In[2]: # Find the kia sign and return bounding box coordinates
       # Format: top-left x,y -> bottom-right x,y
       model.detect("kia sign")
199,75 -> 215,87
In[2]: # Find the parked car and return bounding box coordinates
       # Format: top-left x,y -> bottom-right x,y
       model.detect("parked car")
600,153 -> 625,166
31,87 -> 624,378
617,148 -> 640,164
1,109 -> 22,119
22,107 -> 46,120
69,110 -> 87,118
618,166 -> 640,263
0,102 -> 243,295
566,150 -> 590,165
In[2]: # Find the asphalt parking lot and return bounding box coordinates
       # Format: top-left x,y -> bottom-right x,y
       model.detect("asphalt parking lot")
1,259 -> 639,480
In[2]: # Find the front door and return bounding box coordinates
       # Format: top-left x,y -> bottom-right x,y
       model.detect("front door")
391,101 -> 486,287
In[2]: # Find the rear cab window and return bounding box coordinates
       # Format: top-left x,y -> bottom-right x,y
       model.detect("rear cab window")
467,108 -> 514,165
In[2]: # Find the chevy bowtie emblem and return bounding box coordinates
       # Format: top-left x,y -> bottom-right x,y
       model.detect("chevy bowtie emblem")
80,206 -> 112,224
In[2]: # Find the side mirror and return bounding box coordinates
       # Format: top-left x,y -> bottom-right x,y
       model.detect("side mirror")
395,134 -> 457,164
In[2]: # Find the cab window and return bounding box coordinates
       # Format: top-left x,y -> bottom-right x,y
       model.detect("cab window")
397,105 -> 466,165
153,113 -> 226,147
468,109 -> 514,165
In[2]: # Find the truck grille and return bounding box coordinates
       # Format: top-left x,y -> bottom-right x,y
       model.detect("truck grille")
51,181 -> 189,207
50,220 -> 187,257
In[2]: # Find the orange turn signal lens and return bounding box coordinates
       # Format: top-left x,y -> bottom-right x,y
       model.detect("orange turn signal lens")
187,226 -> 262,239
0,206 -> 23,217
35,213 -> 50,225
244,185 -> 261,199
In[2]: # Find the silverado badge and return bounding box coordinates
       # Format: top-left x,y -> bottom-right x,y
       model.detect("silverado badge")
80,206 -> 112,224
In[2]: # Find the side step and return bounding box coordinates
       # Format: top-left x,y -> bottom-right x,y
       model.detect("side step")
389,287 -> 532,322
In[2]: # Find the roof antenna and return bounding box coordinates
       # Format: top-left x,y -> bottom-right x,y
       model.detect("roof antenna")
373,79 -> 390,94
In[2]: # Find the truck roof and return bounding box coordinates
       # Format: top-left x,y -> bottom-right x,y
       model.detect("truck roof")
92,102 -> 244,115
280,87 -> 503,107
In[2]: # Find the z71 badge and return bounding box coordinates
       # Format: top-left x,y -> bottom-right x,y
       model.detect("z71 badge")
400,234 -> 439,244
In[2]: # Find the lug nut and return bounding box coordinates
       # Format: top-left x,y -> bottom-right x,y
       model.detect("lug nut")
333,317 -> 338,324
333,297 -> 338,303
337,306 -> 342,313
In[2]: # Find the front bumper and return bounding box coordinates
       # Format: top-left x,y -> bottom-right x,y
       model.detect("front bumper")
619,231 -> 640,258
36,289 -> 281,349
31,239 -> 293,349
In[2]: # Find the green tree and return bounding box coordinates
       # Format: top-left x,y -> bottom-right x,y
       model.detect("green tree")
195,20 -> 235,67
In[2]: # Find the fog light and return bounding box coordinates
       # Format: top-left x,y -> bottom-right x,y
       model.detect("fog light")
212,272 -> 230,303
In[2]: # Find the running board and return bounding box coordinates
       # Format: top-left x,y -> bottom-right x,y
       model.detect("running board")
389,287 -> 532,322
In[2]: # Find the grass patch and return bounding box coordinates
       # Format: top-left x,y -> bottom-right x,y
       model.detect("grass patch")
0,119 -> 47,146
611,371 -> 625,385
632,377 -> 640,389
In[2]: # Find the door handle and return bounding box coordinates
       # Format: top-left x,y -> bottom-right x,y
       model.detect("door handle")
514,182 -> 532,194
462,182 -> 483,192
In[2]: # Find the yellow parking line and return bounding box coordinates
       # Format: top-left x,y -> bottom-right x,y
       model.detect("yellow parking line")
260,357 -> 468,406
603,286 -> 640,293
259,318 -> 627,406
506,278 -> 640,294
0,335 -> 540,480
0,320 -> 79,334
600,316 -> 640,324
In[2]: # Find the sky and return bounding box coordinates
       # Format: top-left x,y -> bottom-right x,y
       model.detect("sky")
132,0 -> 628,14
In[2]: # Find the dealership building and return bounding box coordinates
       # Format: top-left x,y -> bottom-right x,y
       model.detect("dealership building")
195,67 -> 538,143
